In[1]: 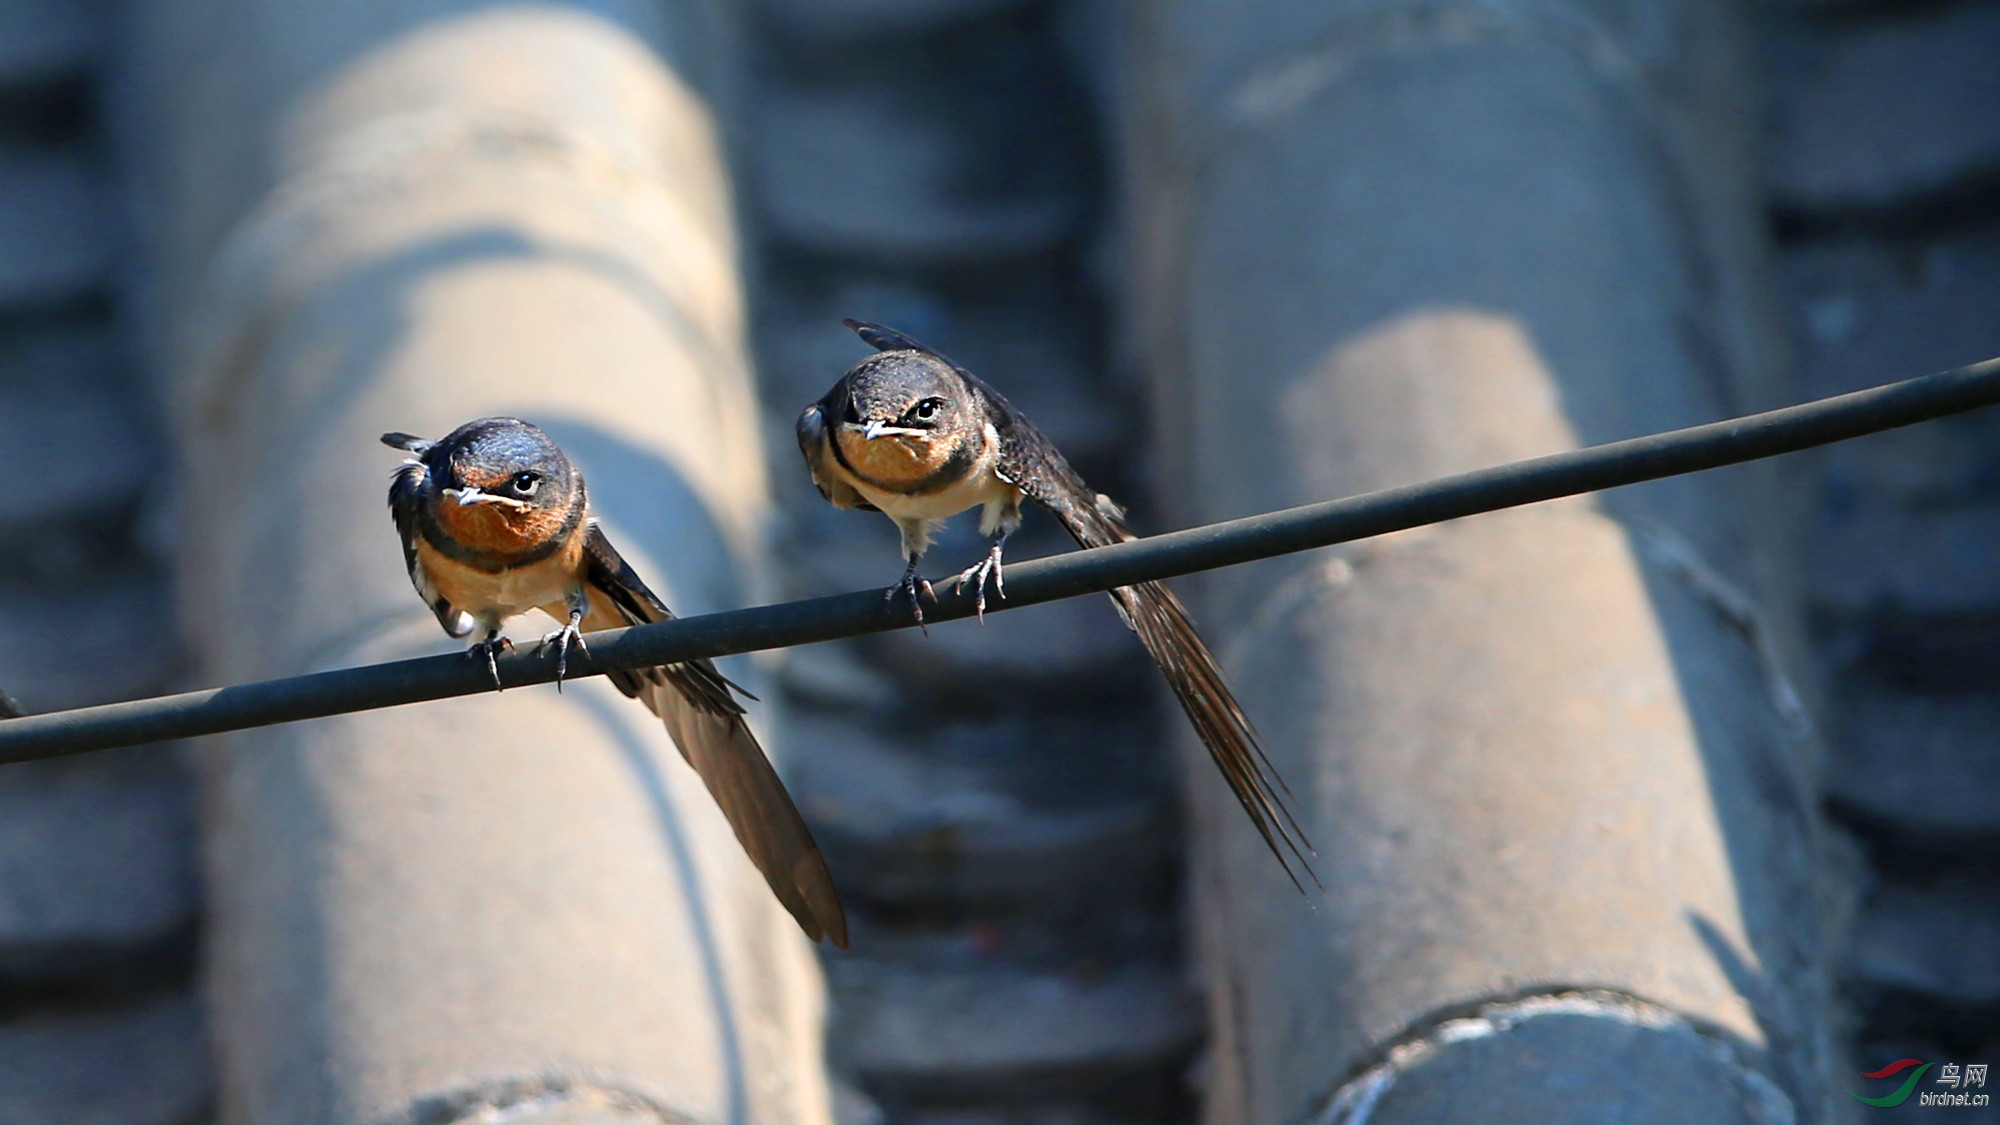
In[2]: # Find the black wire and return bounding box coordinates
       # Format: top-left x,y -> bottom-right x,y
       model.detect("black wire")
3,355 -> 1998,762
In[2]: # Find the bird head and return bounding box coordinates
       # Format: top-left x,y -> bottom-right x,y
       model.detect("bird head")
834,349 -> 982,482
423,418 -> 584,553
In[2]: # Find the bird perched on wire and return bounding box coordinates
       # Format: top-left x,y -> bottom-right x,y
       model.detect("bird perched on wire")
796,320 -> 1316,889
382,417 -> 847,946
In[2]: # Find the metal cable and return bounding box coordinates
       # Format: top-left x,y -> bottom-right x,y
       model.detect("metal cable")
4,355 -> 1998,761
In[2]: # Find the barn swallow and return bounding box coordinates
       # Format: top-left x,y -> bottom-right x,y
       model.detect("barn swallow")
384,418 -> 848,946
797,321 -> 1316,890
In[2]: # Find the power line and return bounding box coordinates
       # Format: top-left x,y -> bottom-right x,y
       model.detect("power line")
4,355 -> 1998,762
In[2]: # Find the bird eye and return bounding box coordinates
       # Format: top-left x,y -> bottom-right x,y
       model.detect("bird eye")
512,472 -> 539,495
915,399 -> 940,419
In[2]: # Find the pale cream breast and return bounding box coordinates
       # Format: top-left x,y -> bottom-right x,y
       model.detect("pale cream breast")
416,532 -> 585,623
852,445 -> 1019,524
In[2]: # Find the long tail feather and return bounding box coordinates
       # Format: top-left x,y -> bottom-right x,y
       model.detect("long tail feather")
650,671 -> 850,948
584,524 -> 849,947
1113,581 -> 1319,891
1047,492 -> 1318,890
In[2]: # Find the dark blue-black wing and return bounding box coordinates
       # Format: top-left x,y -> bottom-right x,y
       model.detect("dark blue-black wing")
581,523 -> 849,948
385,450 -> 470,638
795,381 -> 875,512
973,351 -> 1321,894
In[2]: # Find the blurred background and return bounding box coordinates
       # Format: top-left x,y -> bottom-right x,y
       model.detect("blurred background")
0,0 -> 1994,1121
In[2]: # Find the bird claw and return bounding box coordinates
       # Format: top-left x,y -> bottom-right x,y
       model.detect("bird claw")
468,636 -> 514,691
537,621 -> 588,691
951,547 -> 1007,625
886,564 -> 936,634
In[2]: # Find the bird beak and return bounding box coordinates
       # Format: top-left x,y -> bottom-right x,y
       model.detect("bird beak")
443,487 -> 529,510
861,420 -> 924,440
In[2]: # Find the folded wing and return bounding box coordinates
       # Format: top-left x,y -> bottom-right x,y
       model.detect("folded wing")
579,523 -> 849,947
796,391 -> 876,512
985,388 -> 1319,893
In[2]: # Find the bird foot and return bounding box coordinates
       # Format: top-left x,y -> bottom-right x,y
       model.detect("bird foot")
951,545 -> 1007,624
537,621 -> 588,691
885,563 -> 936,634
468,636 -> 514,691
